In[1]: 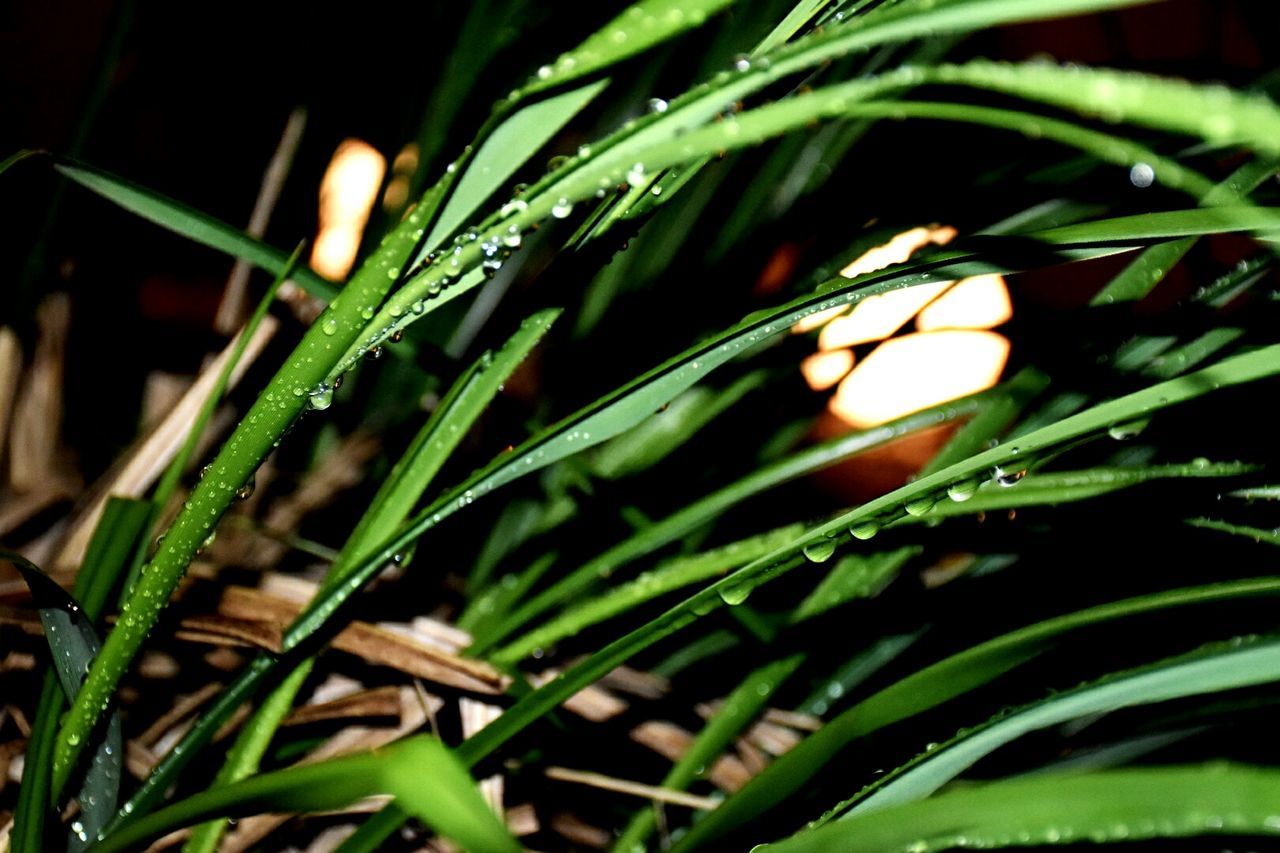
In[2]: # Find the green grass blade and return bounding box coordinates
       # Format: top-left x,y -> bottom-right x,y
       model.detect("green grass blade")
917,461 -> 1257,519
91,736 -> 519,853
120,244 -> 299,599
925,61 -> 1280,154
613,653 -> 806,853
112,312 -> 555,829
674,576 -> 1280,848
179,661 -> 315,853
488,523 -> 807,666
1,147 -> 45,176
3,550 -> 124,853
52,159 -> 336,300
1092,158 -> 1279,306
829,637 -> 1280,823
54,163 -> 455,801
309,321 -> 1280,808
325,307 -> 561,591
473,395 -> 983,652
1186,518 -> 1280,547
523,0 -> 738,95
792,547 -> 919,622
587,371 -> 764,480
112,310 -> 556,827
419,81 -> 607,258
762,765 -> 1280,852
10,498 -> 149,852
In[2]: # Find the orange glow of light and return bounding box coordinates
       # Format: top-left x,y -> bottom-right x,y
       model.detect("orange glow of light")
838,225 -> 956,279
818,280 -> 951,350
829,330 -> 1010,428
793,225 -> 956,334
801,349 -> 855,391
311,139 -> 386,280
915,274 -> 1012,331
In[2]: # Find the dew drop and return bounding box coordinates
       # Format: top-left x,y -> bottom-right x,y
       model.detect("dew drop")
1108,417 -> 1150,440
905,495 -> 936,517
1129,162 -> 1155,188
803,538 -> 837,563
717,580 -> 752,606
321,318 -> 338,336
308,383 -> 334,411
849,520 -> 880,540
551,198 -> 574,219
994,466 -> 1026,487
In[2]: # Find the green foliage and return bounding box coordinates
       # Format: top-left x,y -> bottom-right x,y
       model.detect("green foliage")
9,0 -> 1280,850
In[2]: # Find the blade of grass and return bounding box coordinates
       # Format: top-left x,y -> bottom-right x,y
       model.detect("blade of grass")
1186,518 -> 1280,547
613,653 -> 807,852
1091,158 -> 1280,306
9,497 -> 149,853
112,309 -> 559,826
120,243 -> 301,599
829,636 -> 1280,822
474,392 -> 988,653
673,575 -> 1280,848
52,159 -> 337,301
54,164 -> 457,800
762,765 -> 1280,852
92,736 -> 520,853
3,551 -> 122,853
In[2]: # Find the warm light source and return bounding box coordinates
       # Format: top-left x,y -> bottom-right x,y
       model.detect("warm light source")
801,349 -> 855,391
829,330 -> 1010,428
793,225 -> 1013,433
311,139 -> 386,280
915,274 -> 1012,331
819,281 -> 950,350
793,225 -> 956,333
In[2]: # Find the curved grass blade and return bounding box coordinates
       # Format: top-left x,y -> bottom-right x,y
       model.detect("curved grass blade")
275,281 -> 1280,853
475,393 -> 986,652
91,736 -> 519,853
1091,158 -> 1279,306
10,498 -> 149,853
52,159 -> 336,300
341,72 -> 1244,372
613,653 -> 806,853
121,244 -> 299,599
1,147 -> 45,176
1186,518 -> 1280,547
179,661 -> 314,853
3,550 -> 124,853
829,636 -> 1280,823
54,164 -> 456,801
586,370 -> 764,480
672,575 -> 1280,848
339,4 -> 1202,369
522,0 -> 738,96
924,60 -> 1280,154
112,309 -> 559,826
917,461 -> 1257,519
418,81 -> 607,259
121,213 -> 1280,834
488,523 -> 807,666
762,765 -> 1280,853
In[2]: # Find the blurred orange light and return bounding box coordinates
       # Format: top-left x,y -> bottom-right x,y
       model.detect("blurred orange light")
793,225 -> 956,334
818,281 -> 951,350
915,274 -> 1012,331
801,349 -> 855,391
838,225 -> 956,279
311,139 -> 386,280
829,330 -> 1010,428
